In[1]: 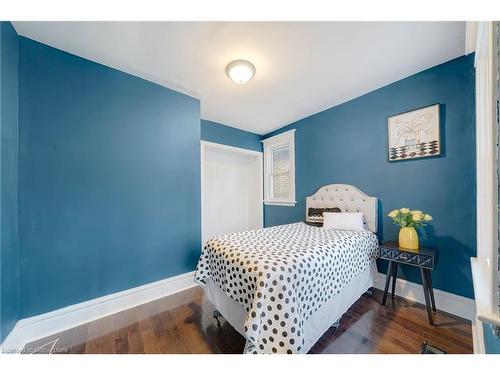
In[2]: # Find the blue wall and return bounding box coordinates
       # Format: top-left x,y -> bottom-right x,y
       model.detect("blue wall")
18,37 -> 201,317
483,323 -> 500,354
263,55 -> 476,299
0,22 -> 20,342
201,119 -> 262,152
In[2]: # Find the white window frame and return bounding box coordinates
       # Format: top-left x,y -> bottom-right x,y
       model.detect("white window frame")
262,129 -> 296,206
470,21 -> 500,353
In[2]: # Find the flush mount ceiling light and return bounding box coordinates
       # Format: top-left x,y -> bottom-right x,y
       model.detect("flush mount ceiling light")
225,59 -> 256,84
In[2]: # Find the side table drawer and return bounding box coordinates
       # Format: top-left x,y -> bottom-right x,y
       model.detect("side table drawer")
397,252 -> 411,262
379,247 -> 434,269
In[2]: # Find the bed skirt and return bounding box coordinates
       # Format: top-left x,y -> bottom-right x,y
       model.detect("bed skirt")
204,263 -> 377,353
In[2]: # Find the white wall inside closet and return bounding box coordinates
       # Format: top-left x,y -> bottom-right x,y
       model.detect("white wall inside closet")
201,141 -> 263,244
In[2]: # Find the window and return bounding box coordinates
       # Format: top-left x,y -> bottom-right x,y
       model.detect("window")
263,129 -> 296,206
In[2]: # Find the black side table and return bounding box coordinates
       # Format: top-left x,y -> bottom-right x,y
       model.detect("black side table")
379,241 -> 438,325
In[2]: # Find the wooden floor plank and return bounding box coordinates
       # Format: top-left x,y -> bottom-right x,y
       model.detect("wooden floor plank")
112,310 -> 131,354
151,310 -> 188,354
136,307 -> 161,354
69,323 -> 89,354
125,309 -> 145,354
84,318 -> 103,354
25,286 -> 473,354
94,314 -> 117,354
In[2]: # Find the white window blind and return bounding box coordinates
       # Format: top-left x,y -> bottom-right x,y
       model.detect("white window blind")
271,145 -> 290,199
262,129 -> 296,206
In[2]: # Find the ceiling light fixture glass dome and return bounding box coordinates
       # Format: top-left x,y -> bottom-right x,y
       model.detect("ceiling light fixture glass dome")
226,59 -> 256,84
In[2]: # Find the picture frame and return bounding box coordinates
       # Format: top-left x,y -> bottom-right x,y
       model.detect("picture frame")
387,103 -> 441,162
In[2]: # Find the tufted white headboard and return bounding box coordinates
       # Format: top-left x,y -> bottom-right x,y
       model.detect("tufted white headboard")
306,184 -> 378,233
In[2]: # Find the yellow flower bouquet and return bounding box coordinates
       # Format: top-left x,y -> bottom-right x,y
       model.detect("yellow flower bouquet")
388,208 -> 433,228
387,208 -> 433,250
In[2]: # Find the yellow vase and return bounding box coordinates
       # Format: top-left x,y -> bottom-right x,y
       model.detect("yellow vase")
399,227 -> 419,250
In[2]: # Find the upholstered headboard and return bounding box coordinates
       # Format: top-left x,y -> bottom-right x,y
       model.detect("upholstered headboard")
306,184 -> 378,232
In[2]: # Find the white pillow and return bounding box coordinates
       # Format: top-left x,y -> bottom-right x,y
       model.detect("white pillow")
323,212 -> 365,231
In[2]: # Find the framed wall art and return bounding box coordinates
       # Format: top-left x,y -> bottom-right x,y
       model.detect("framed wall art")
387,103 -> 441,162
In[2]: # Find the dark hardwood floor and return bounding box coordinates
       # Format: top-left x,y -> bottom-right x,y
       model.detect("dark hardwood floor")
23,287 -> 473,354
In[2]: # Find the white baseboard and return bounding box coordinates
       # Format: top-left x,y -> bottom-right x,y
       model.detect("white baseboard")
373,272 -> 475,321
0,271 -> 197,353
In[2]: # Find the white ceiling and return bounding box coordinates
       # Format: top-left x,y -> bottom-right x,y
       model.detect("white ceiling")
13,22 -> 466,135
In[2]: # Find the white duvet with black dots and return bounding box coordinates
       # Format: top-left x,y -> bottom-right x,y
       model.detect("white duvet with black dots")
194,222 -> 379,354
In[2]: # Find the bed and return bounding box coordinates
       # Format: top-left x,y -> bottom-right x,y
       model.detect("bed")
194,184 -> 379,354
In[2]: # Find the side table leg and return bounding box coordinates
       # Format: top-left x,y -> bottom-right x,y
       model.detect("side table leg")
424,269 -> 436,312
420,268 -> 434,325
382,261 -> 394,305
391,263 -> 398,298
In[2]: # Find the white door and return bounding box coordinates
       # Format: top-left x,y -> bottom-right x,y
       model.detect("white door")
201,142 -> 263,244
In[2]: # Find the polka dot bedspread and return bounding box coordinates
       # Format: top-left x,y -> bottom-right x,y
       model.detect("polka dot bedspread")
194,222 -> 379,354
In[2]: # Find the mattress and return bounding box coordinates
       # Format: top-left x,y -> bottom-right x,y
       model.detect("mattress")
195,222 -> 379,354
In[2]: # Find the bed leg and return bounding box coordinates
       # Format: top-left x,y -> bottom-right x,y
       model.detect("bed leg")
331,317 -> 341,330
213,310 -> 222,325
